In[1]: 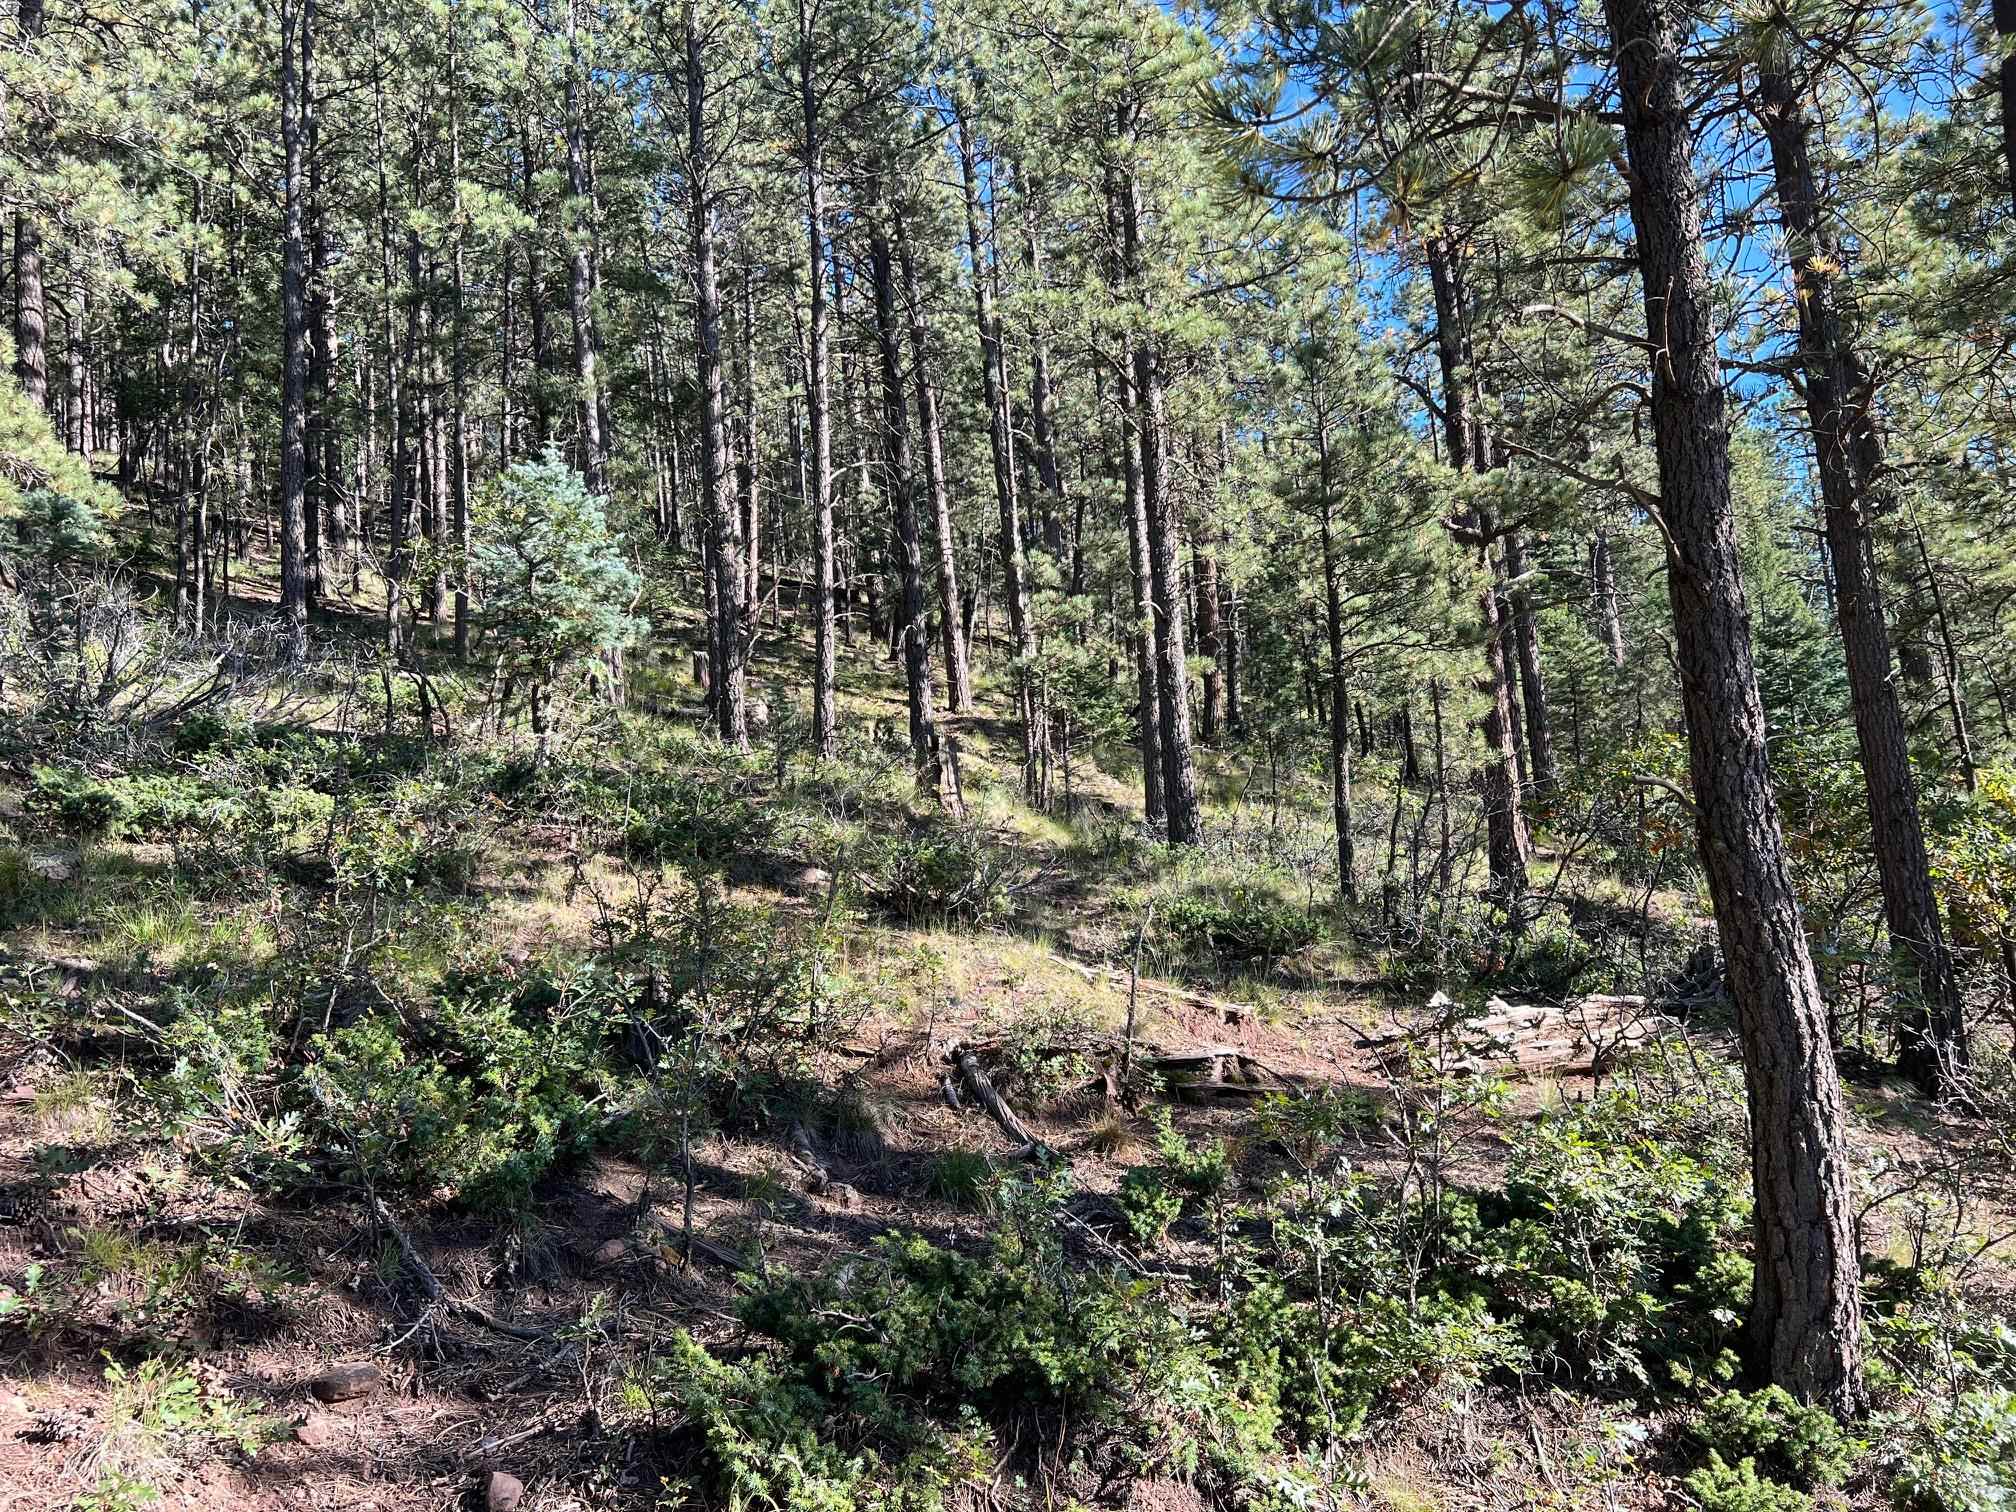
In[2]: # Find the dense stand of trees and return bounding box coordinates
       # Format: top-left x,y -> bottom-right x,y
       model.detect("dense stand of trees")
9,0 -> 2016,1418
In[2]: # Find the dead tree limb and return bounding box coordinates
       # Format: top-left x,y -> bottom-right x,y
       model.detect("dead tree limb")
944,1041 -> 1057,1161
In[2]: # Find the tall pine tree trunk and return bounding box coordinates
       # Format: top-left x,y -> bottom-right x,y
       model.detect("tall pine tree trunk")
13,0 -> 46,412
1424,232 -> 1526,891
564,0 -> 606,493
302,0 -> 325,609
1591,526 -> 1626,667
1606,0 -> 1864,1413
956,111 -> 1041,797
897,210 -> 973,714
277,0 -> 311,660
686,3 -> 745,750
1757,58 -> 1966,1093
1318,421 -> 1355,899
1503,528 -> 1556,795
1996,0 -> 2016,214
737,269 -> 762,610
1117,112 -> 1200,845
797,0 -> 837,755
869,191 -> 940,792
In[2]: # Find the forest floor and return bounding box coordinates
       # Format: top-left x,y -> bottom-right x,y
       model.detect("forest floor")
2,567 -> 2013,1512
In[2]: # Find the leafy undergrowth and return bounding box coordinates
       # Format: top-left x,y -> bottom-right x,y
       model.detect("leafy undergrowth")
1,667 -> 2014,1512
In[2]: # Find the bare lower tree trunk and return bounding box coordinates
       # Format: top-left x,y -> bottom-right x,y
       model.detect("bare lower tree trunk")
13,0 -> 46,412
1606,0 -> 1864,1413
1194,522 -> 1225,745
797,0 -> 837,755
1996,0 -> 2016,215
1425,232 -> 1525,891
686,3 -> 745,750
956,111 -> 1042,797
1502,528 -> 1556,795
896,212 -> 973,714
869,191 -> 940,793
564,0 -> 606,493
1115,336 -> 1165,832
1317,424 -> 1355,900
1591,526 -> 1626,667
737,268 -> 762,610
277,0 -> 311,660
1116,114 -> 1199,845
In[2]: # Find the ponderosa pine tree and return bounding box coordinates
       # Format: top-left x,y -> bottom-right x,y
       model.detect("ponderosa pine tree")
1602,0 -> 1864,1412
1745,5 -> 1967,1095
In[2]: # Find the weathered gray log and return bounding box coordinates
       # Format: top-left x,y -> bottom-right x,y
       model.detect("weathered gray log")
1359,993 -> 1678,1079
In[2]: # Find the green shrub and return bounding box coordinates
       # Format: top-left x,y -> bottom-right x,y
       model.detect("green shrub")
1159,888 -> 1319,964
1693,1386 -> 1858,1490
652,1329 -> 989,1512
306,958 -> 623,1210
622,770 -> 773,864
1892,1388 -> 2016,1512
1685,1454 -> 1811,1512
1449,1089 -> 1750,1382
855,825 -> 1013,923
0,844 -> 59,925
1116,1165 -> 1184,1243
1226,1281 -> 1519,1445
726,1228 -> 1269,1489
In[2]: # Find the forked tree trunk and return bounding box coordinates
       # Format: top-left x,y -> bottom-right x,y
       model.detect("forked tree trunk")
1606,0 -> 1864,1414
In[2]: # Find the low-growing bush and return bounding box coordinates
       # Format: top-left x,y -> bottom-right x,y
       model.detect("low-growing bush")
1891,1388 -> 2016,1512
1685,1453 -> 1812,1512
1692,1386 -> 1858,1490
622,770 -> 773,864
1159,887 -> 1319,965
1449,1090 -> 1751,1383
854,824 -> 1015,923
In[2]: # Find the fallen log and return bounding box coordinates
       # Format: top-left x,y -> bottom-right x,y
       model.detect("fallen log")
1358,993 -> 1678,1080
1061,959 -> 1257,1026
1146,1046 -> 1291,1101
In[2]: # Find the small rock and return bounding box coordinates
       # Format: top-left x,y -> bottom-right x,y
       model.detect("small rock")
794,865 -> 832,892
481,1470 -> 525,1512
308,1363 -> 380,1405
28,854 -> 76,884
592,1237 -> 629,1268
823,1182 -> 863,1212
293,1414 -> 341,1449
